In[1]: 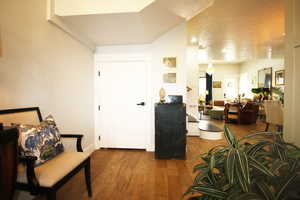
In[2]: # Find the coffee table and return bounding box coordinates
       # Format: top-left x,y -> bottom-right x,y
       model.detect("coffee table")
198,120 -> 223,140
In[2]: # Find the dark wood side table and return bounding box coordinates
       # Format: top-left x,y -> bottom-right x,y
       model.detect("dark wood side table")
0,128 -> 19,200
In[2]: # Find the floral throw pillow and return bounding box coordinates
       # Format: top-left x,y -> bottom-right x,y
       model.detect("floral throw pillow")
17,115 -> 64,166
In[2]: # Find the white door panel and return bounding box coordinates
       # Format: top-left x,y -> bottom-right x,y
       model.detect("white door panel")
98,60 -> 148,149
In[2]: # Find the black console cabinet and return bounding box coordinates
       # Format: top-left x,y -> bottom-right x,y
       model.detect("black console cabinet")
155,103 -> 186,159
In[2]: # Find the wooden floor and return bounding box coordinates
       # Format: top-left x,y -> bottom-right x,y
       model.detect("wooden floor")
31,120 -> 269,200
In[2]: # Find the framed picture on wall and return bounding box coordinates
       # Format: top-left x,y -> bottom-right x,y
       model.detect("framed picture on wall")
275,70 -> 285,85
258,67 -> 272,88
213,81 -> 222,88
163,73 -> 176,84
163,57 -> 177,69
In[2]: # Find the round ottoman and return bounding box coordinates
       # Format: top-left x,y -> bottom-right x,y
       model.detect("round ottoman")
210,108 -> 224,120
198,120 -> 223,140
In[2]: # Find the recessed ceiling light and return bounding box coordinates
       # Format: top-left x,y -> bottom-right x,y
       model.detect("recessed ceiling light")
222,48 -> 228,53
198,45 -> 207,49
191,37 -> 198,44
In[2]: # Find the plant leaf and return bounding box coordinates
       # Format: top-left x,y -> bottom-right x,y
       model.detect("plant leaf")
194,170 -> 209,185
272,143 -> 286,161
233,192 -> 265,200
246,141 -> 272,156
194,163 -> 209,173
184,185 -> 227,199
209,154 -> 216,170
249,156 -> 275,177
275,174 -> 297,200
208,145 -> 228,155
256,181 -> 276,200
224,125 -> 238,148
235,163 -> 249,192
287,149 -> 300,159
270,159 -> 288,175
226,148 -> 236,184
241,150 -> 251,184
238,132 -> 279,142
188,196 -> 210,200
236,149 -> 250,185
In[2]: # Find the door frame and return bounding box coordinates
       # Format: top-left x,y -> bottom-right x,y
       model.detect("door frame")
94,53 -> 152,151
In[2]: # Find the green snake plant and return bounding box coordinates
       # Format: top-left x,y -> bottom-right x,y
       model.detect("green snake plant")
183,125 -> 300,200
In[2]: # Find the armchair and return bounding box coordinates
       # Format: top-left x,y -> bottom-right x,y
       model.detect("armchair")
0,107 -> 92,200
264,100 -> 283,131
224,103 -> 259,124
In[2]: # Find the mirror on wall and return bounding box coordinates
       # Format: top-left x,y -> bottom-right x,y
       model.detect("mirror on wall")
258,68 -> 272,89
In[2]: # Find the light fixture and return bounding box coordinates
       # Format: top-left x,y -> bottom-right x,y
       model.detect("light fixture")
267,47 -> 272,59
206,63 -> 214,75
222,46 -> 236,61
191,37 -> 198,44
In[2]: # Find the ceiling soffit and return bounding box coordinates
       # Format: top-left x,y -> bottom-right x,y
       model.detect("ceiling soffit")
55,0 -> 214,46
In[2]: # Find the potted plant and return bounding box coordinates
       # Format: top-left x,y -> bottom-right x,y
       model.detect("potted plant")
272,87 -> 284,104
198,95 -> 206,105
252,88 -> 271,102
183,126 -> 300,200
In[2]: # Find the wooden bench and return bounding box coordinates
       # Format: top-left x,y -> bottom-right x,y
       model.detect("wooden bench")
0,107 -> 92,200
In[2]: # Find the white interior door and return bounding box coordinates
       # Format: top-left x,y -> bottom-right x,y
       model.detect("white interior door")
97,60 -> 148,149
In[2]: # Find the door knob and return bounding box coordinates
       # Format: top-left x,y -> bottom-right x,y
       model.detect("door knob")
137,102 -> 145,106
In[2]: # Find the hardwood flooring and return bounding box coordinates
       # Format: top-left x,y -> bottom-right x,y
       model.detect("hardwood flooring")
31,120 -> 269,200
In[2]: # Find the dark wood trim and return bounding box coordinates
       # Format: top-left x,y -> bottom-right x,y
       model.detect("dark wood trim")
60,134 -> 84,152
0,107 -> 43,122
46,190 -> 56,200
265,123 -> 270,131
84,158 -> 92,197
0,128 -> 19,144
0,128 -> 19,200
0,107 -> 84,152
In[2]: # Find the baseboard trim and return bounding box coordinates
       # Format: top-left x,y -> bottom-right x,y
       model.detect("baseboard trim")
84,144 -> 95,153
147,147 -> 155,152
187,133 -> 200,136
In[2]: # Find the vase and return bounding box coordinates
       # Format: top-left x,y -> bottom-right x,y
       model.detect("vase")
159,88 -> 166,103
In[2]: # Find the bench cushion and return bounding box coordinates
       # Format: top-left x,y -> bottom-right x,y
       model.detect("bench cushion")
17,152 -> 91,187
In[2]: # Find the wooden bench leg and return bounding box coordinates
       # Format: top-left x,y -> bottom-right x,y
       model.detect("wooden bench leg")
85,158 -> 92,197
46,190 -> 56,200
277,125 -> 283,132
265,123 -> 270,131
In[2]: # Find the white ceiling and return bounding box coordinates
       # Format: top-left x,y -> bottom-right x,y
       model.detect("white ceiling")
57,0 -> 214,46
188,0 -> 285,62
55,0 -> 155,16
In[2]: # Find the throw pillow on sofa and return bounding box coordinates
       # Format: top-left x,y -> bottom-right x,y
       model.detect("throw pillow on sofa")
16,115 -> 64,166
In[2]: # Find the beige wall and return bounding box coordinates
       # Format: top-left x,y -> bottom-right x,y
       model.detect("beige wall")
239,59 -> 284,98
0,0 -> 95,150
284,0 -> 300,146
199,63 -> 240,101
